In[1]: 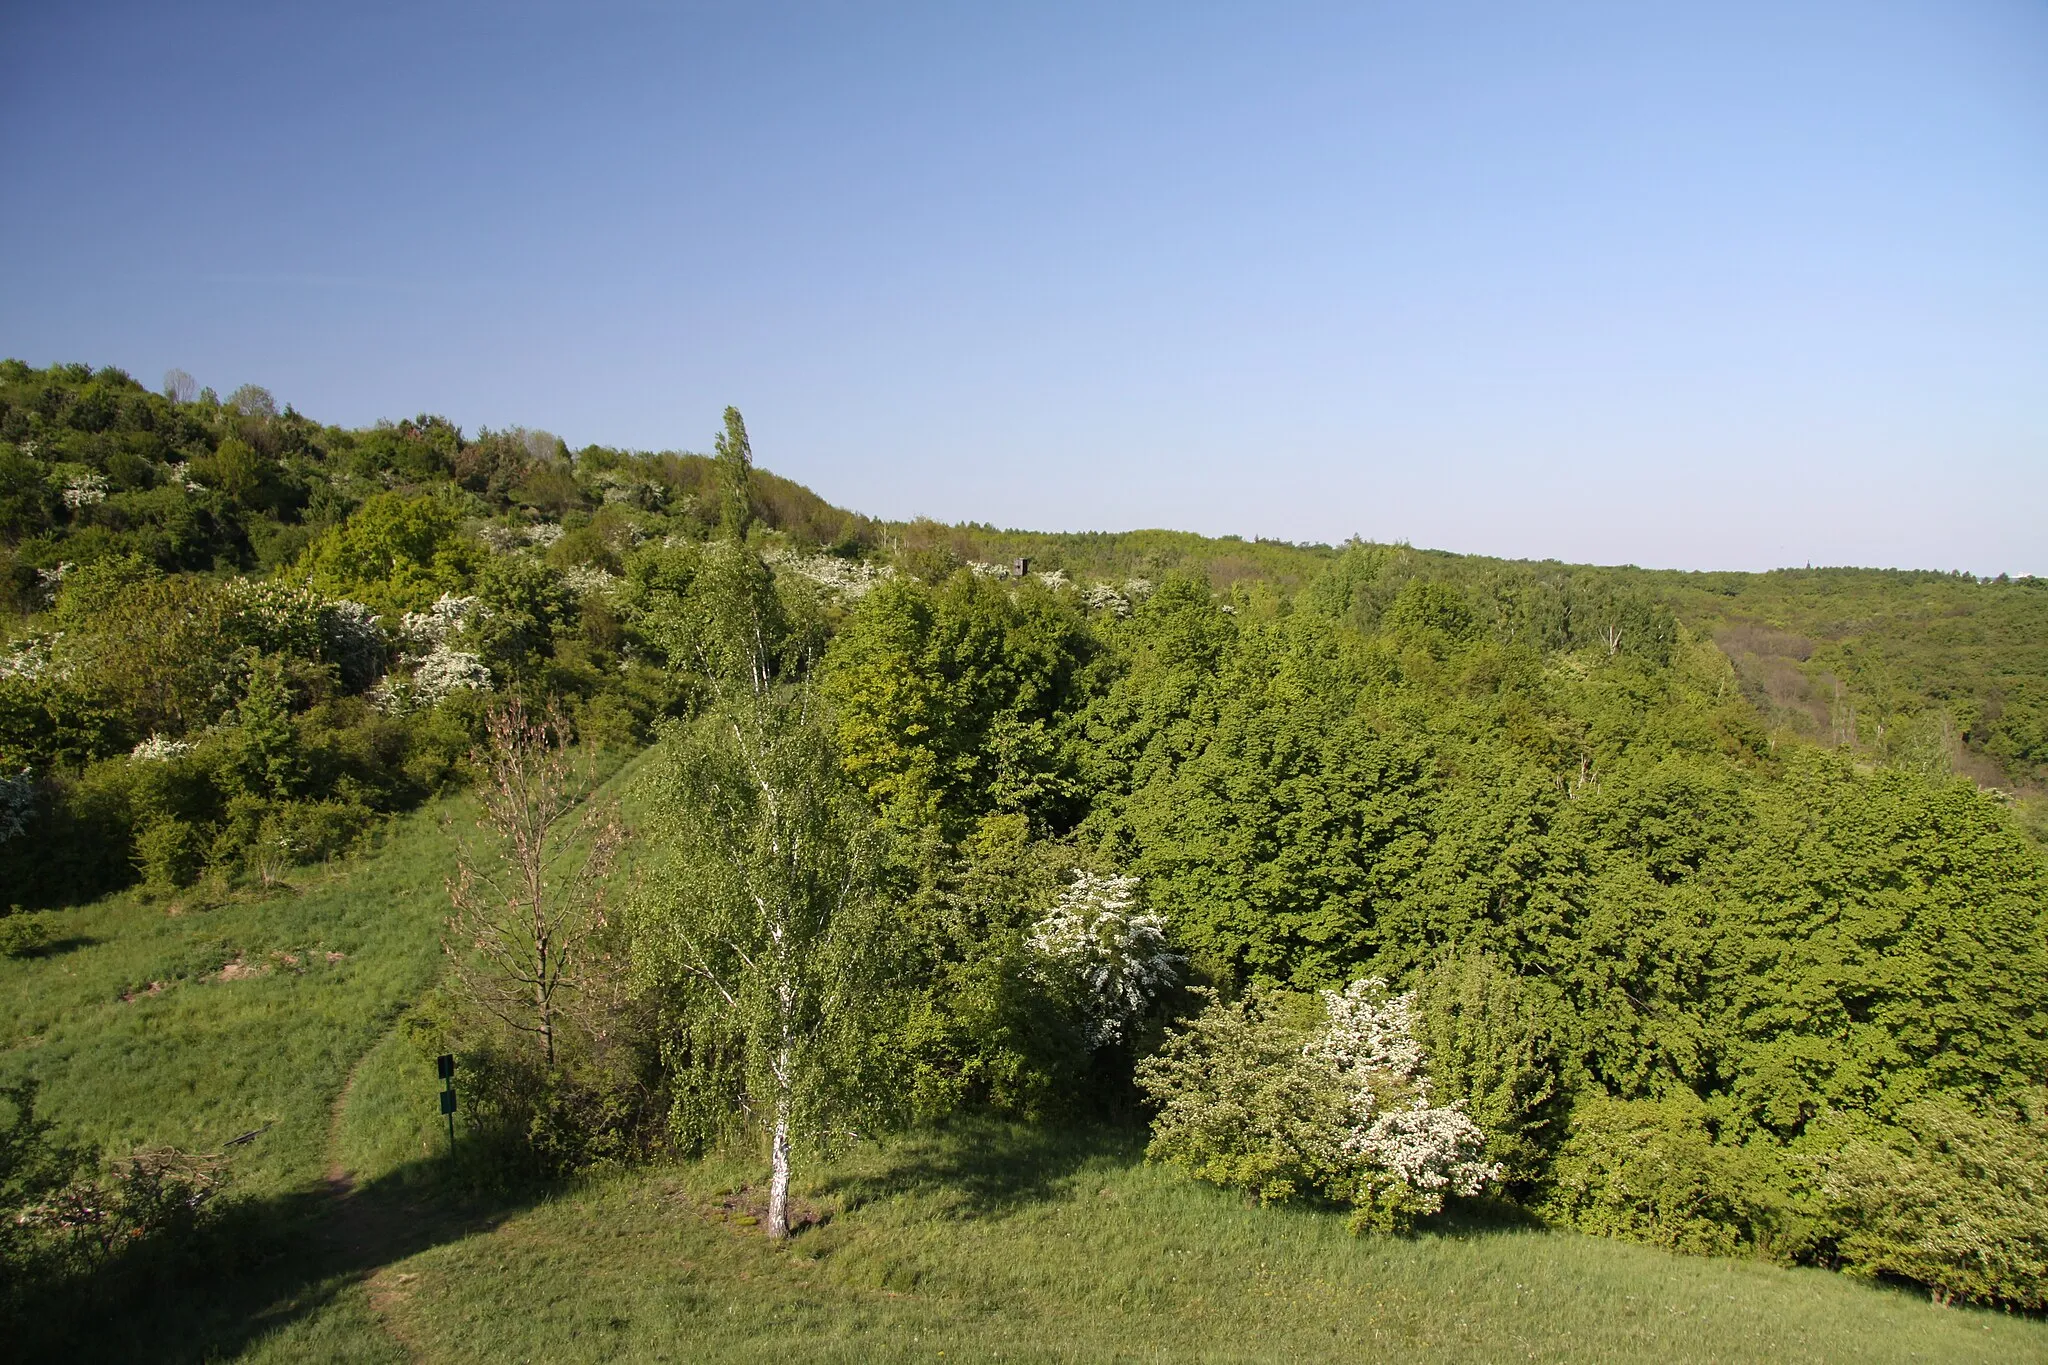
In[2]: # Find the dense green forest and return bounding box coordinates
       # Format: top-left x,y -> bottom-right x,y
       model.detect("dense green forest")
4,358 -> 2047,1327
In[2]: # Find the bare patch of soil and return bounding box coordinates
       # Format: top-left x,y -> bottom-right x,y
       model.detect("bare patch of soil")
695,1184 -> 830,1235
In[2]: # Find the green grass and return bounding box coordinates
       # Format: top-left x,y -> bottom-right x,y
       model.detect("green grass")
0,745 -> 650,1194
242,1122 -> 2044,1364
11,749 -> 2047,1362
0,793 -> 473,1193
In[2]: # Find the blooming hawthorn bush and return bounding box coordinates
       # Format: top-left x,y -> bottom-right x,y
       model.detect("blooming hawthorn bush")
1139,976 -> 1500,1232
320,599 -> 385,686
370,642 -> 491,715
1027,872 -> 1182,1047
129,734 -> 196,762
397,593 -> 480,653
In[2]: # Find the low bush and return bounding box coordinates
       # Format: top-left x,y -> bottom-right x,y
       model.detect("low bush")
0,1081 -> 233,1321
0,911 -> 50,957
1138,980 -> 1501,1232
1816,1098 -> 2048,1308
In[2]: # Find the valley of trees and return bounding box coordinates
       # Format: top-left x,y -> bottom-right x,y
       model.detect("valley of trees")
4,359 -> 2047,1325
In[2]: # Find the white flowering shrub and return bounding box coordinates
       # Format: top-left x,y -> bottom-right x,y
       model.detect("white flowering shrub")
767,550 -> 896,601
0,635 -> 61,682
525,523 -> 563,547
1310,979 -> 1500,1224
1027,872 -> 1183,1047
216,581 -> 385,685
33,563 -> 73,606
130,734 -> 196,762
1138,976 -> 1500,1232
589,468 -> 667,509
371,643 -> 491,714
219,578 -> 328,657
0,769 -> 35,844
168,461 -> 206,493
397,594 -> 479,653
320,599 -> 385,685
562,564 -> 622,601
1082,583 -> 1131,617
58,468 -> 108,509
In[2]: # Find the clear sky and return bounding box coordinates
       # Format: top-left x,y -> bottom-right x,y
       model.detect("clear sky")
3,2 -> 2043,574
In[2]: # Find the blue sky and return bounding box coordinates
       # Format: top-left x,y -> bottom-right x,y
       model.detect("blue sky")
3,2 -> 2043,573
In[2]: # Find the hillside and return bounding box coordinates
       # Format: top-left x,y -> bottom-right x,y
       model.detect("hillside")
5,778 -> 2040,1363
3,359 -> 2048,1356
5,359 -> 2042,803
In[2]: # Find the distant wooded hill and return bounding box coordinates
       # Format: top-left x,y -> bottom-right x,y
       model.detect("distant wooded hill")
2,359 -> 2042,796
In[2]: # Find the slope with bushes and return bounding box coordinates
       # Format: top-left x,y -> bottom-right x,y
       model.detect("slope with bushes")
3,357 -> 2047,1340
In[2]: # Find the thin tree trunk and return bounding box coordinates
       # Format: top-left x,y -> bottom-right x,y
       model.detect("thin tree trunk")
767,1085 -> 792,1239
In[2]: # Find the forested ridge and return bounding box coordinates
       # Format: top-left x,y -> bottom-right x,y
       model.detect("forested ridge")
4,358 -> 2047,1317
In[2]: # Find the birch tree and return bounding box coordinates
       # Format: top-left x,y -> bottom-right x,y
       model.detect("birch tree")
635,544 -> 884,1238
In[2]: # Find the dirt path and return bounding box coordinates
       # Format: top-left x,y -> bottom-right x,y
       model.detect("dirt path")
320,1038 -> 428,1359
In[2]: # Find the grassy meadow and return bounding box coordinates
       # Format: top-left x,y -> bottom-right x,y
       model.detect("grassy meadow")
2,758 -> 2042,1362
312,1125 -> 2046,1365
0,790 -> 470,1195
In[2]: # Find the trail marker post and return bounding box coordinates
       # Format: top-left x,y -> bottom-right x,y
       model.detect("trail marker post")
437,1053 -> 457,1152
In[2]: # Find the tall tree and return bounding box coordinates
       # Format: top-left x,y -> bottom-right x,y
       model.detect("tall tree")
714,405 -> 755,542
635,547 -> 886,1238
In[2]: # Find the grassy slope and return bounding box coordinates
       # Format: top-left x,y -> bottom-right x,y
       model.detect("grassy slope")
9,748 -> 2046,1362
262,1124 -> 2045,1364
0,792 -> 474,1194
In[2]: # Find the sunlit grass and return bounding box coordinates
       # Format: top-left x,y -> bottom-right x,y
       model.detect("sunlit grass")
0,746 -> 650,1196
11,745 -> 2045,1363
0,793 -> 473,1193
355,1122 -> 2045,1363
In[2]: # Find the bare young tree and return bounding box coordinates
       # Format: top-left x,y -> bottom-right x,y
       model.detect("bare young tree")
162,369 -> 196,404
447,699 -> 623,1067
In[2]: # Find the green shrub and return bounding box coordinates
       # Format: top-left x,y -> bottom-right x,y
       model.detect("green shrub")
134,816 -> 205,890
265,799 -> 375,865
1137,987 -> 1355,1206
0,912 -> 50,957
1412,950 -> 1567,1191
1538,1094 -> 1811,1258
1817,1099 -> 2048,1309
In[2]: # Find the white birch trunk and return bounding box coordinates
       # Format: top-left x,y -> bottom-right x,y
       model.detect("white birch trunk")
767,1084 -> 792,1239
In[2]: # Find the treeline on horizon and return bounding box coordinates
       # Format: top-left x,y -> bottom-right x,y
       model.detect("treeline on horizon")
3,359 -> 2038,803
2,358 -> 2047,1310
